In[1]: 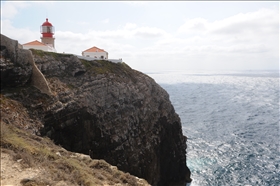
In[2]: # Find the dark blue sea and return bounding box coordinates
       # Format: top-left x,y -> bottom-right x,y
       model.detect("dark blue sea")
148,71 -> 279,186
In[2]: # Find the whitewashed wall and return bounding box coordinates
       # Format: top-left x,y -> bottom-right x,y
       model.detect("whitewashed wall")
23,45 -> 56,52
82,51 -> 108,59
76,55 -> 122,63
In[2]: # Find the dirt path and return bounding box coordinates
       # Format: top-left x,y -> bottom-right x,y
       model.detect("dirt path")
1,152 -> 43,186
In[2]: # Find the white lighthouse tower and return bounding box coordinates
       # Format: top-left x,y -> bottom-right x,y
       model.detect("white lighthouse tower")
41,18 -> 55,48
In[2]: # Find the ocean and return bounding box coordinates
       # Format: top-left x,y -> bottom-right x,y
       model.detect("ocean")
147,71 -> 279,186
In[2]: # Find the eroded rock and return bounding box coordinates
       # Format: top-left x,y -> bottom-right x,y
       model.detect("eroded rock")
0,34 -> 32,87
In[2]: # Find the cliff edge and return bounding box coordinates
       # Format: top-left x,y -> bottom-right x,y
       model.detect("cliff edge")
0,34 -> 191,185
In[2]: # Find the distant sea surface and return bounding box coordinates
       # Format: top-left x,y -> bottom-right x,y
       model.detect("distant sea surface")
148,71 -> 279,186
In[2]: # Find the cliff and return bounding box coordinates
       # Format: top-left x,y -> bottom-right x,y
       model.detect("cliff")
0,34 -> 191,185
1,101 -> 149,186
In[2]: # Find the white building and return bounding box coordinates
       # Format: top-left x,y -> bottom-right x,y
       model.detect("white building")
22,40 -> 56,52
82,46 -> 108,59
22,18 -> 56,52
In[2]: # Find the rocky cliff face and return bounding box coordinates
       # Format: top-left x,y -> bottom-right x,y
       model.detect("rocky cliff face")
0,34 -> 191,185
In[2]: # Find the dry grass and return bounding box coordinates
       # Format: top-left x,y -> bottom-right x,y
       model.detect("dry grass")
0,95 -> 150,186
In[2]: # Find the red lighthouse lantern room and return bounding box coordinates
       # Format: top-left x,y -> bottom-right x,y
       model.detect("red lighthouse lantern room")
40,18 -> 55,48
41,18 -> 55,37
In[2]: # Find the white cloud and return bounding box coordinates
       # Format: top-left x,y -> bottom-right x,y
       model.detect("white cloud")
56,31 -> 89,41
1,4 -> 278,72
1,2 -> 30,19
134,26 -> 167,38
133,8 -> 278,71
124,23 -> 137,30
176,8 -> 278,56
1,19 -> 37,44
210,8 -> 279,36
178,18 -> 208,35
81,24 -> 167,40
178,8 -> 278,35
225,44 -> 269,54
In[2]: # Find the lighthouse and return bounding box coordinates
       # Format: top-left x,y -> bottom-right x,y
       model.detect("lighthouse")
22,18 -> 56,52
40,18 -> 55,48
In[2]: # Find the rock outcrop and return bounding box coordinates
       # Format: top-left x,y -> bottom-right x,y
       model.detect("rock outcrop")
1,34 -> 52,95
0,34 -> 191,185
1,34 -> 32,88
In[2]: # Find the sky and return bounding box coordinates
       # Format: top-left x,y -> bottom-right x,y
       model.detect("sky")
1,1 -> 279,73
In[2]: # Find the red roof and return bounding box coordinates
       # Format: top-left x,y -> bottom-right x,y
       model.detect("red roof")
83,46 -> 107,53
22,40 -> 47,46
42,18 -> 53,26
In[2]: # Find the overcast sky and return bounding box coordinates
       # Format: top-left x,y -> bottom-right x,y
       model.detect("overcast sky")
1,1 -> 279,73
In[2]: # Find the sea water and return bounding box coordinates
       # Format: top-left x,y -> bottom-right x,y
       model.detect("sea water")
148,71 -> 279,186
